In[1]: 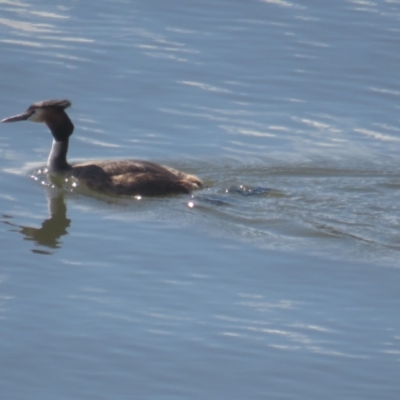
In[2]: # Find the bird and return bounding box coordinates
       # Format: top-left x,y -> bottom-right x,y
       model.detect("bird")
1,100 -> 203,196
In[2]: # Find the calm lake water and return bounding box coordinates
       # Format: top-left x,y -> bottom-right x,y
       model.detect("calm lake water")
1,0 -> 400,399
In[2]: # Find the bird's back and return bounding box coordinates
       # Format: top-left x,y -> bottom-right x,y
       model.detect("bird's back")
70,160 -> 202,196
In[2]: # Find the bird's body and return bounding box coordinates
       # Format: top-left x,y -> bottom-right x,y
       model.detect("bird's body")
67,159 -> 202,196
2,100 -> 202,196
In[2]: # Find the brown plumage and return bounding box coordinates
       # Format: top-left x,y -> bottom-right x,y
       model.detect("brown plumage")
70,160 -> 202,196
2,100 -> 202,196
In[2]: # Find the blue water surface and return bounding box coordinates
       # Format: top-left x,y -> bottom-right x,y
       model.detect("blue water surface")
1,0 -> 400,399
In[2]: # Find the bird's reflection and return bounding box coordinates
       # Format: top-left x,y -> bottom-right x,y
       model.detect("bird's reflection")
3,190 -> 70,254
22,192 -> 70,250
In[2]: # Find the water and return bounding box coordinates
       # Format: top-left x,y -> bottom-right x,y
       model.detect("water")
1,0 -> 400,399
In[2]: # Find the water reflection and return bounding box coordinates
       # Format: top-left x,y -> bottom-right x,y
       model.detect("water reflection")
2,191 -> 70,254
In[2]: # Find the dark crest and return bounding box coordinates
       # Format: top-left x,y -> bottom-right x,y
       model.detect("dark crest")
28,99 -> 71,111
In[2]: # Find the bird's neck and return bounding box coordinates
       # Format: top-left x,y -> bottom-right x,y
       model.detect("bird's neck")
47,138 -> 71,172
45,110 -> 74,172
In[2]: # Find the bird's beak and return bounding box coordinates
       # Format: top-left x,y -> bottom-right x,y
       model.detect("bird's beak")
1,110 -> 33,123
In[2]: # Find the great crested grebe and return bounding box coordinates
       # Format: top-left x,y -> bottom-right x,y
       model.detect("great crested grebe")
2,100 -> 202,196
